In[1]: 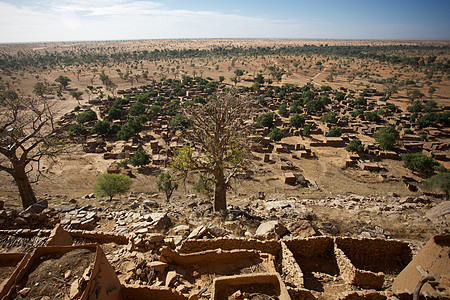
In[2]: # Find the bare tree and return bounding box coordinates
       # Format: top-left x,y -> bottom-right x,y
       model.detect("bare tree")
0,90 -> 63,209
172,92 -> 252,212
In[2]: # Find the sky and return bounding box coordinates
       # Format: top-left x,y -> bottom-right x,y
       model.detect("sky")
0,0 -> 449,43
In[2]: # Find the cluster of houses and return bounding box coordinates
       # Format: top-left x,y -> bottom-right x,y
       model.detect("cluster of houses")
59,77 -> 448,192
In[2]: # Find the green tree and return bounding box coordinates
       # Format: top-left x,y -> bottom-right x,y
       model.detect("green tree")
326,126 -> 342,137
172,92 -> 250,212
268,128 -> 284,141
117,123 -> 135,140
157,171 -> 179,202
346,138 -> 364,153
76,109 -> 97,123
94,173 -> 132,201
55,75 -> 71,90
364,111 -> 381,122
407,89 -> 425,103
169,114 -> 189,130
91,120 -> 111,135
129,102 -> 147,116
150,104 -> 161,114
407,100 -> 423,113
424,100 -> 437,113
289,114 -> 305,128
70,91 -> 83,105
424,172 -> 450,200
373,126 -> 399,150
33,82 -> 48,98
257,112 -> 274,128
108,105 -> 123,120
69,123 -> 88,136
321,112 -> 338,124
129,149 -> 150,167
278,103 -> 289,117
335,91 -> 346,101
402,153 -> 440,174
302,124 -> 312,136
254,74 -> 264,84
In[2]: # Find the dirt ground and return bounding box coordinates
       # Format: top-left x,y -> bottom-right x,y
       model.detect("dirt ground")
13,248 -> 95,299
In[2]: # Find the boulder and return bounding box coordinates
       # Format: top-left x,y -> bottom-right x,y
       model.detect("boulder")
22,199 -> 48,215
426,201 -> 450,220
47,224 -> 73,246
255,220 -> 287,240
143,199 -> 159,208
147,233 -> 165,243
148,212 -> 170,230
288,220 -> 316,238
187,225 -> 208,240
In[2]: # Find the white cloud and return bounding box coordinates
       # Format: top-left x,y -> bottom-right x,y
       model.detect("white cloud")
0,0 -> 308,42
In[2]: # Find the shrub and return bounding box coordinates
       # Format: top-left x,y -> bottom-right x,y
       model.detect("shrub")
257,112 -> 274,128
424,172 -> 450,200
157,172 -> 179,202
94,173 -> 132,201
346,138 -> 364,153
169,114 -> 189,130
268,128 -> 284,141
326,126 -> 342,137
150,104 -> 161,114
373,126 -> 399,150
289,114 -> 305,128
402,153 -> 440,174
76,109 -> 97,123
129,149 -> 150,167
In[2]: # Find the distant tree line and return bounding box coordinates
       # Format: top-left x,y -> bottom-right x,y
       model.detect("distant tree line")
1,45 -> 449,74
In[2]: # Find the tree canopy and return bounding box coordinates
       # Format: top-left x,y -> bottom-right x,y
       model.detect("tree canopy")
172,92 -> 251,212
373,126 -> 399,150
94,173 -> 132,201
0,91 -> 63,208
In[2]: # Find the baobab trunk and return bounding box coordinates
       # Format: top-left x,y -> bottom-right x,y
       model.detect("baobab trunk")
14,166 -> 37,209
214,171 -> 227,212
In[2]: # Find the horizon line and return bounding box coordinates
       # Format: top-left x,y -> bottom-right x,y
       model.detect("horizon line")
1,37 -> 450,45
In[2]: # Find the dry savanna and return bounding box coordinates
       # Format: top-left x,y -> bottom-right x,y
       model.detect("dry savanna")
0,39 -> 449,299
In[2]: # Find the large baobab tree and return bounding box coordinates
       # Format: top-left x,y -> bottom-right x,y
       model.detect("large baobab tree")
0,90 -> 63,209
172,91 -> 252,212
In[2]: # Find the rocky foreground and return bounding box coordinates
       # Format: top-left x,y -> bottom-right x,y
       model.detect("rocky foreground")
0,193 -> 449,299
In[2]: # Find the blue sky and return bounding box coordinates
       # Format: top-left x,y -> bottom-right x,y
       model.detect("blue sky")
0,0 -> 449,43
